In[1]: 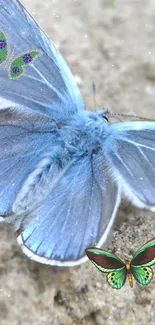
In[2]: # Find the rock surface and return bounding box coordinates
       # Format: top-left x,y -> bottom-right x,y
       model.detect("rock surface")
1,0 -> 155,324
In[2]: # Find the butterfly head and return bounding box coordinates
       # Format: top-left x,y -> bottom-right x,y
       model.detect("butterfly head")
96,108 -> 109,122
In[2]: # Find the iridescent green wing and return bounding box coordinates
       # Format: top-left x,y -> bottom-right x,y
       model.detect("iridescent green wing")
131,266 -> 153,285
107,268 -> 127,289
0,31 -> 8,65
130,238 -> 155,285
131,238 -> 155,267
86,247 -> 126,289
9,51 -> 41,79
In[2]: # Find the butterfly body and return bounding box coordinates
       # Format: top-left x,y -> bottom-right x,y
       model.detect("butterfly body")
127,273 -> 133,288
1,0 -> 155,267
125,261 -> 130,272
58,110 -> 109,157
86,238 -> 155,289
124,261 -> 133,288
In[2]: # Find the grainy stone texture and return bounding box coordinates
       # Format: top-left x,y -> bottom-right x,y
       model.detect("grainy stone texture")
1,0 -> 155,324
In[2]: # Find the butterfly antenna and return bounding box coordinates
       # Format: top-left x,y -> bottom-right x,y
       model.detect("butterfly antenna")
109,112 -> 155,122
92,82 -> 97,110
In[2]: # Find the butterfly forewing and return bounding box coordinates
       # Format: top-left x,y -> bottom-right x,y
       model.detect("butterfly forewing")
86,248 -> 125,272
131,238 -> 155,267
0,0 -> 85,120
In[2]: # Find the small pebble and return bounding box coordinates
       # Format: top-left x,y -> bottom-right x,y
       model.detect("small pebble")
81,284 -> 89,293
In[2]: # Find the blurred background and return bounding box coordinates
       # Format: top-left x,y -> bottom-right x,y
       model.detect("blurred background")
1,0 -> 155,324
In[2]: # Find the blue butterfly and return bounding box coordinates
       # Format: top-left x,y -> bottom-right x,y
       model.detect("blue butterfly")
0,0 -> 155,267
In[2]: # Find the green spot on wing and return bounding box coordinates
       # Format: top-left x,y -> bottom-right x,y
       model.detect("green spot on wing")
0,31 -> 8,65
10,50 -> 41,79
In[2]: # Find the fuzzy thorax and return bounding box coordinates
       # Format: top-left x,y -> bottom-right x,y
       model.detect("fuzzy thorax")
60,110 -> 110,157
125,261 -> 131,272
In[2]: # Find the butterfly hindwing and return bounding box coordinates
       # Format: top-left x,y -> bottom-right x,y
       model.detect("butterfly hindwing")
9,51 -> 41,79
107,268 -> 127,289
17,154 -> 120,266
0,30 -> 8,65
131,266 -> 153,285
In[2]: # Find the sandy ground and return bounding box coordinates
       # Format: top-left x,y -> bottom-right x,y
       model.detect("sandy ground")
1,0 -> 155,324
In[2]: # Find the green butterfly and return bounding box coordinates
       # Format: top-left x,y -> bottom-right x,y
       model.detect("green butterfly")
0,30 -> 41,79
86,238 -> 155,289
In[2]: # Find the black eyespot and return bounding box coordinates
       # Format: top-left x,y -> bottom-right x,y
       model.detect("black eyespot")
144,267 -> 147,271
111,273 -> 115,276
